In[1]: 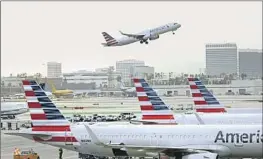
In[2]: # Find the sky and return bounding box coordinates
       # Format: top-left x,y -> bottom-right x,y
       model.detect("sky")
2,1 -> 262,77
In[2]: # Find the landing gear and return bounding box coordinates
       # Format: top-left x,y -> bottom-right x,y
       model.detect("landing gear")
140,40 -> 148,44
172,31 -> 175,35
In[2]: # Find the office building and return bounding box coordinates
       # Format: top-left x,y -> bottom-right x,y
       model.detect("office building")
47,62 -> 62,78
239,49 -> 262,79
132,66 -> 155,79
116,59 -> 145,86
63,69 -> 121,89
206,43 -> 237,76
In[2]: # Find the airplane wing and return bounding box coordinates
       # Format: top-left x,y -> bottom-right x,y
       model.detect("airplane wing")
129,119 -> 177,125
119,31 -> 145,40
129,119 -> 160,124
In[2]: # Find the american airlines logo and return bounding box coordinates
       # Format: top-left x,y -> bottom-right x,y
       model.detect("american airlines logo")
214,130 -> 263,143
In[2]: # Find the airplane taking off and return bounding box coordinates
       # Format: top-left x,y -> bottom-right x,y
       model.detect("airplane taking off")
101,22 -> 181,46
130,78 -> 262,125
6,80 -> 263,159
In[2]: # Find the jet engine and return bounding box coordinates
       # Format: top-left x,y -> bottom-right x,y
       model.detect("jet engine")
149,34 -> 159,40
142,33 -> 159,41
182,152 -> 219,159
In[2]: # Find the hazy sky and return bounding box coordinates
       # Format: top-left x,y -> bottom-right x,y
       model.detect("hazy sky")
2,1 -> 262,76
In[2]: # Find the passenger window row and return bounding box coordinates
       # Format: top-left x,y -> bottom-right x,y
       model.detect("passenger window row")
93,134 -> 215,139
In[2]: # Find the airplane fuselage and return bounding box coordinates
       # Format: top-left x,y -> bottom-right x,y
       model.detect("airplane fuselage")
1,102 -> 29,116
113,23 -> 181,46
27,124 -> 263,158
133,113 -> 262,125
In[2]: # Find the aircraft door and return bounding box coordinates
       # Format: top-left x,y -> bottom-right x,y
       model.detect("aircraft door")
150,133 -> 159,146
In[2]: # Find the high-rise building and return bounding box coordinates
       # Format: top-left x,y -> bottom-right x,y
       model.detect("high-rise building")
116,59 -> 145,86
132,66 -> 155,80
47,62 -> 62,78
206,43 -> 237,76
239,49 -> 262,79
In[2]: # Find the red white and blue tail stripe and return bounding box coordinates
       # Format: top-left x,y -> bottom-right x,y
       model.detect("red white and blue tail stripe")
102,32 -> 118,46
22,80 -> 78,143
187,78 -> 226,113
133,78 -> 177,124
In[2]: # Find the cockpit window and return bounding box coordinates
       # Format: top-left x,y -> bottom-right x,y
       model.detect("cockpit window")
174,23 -> 177,25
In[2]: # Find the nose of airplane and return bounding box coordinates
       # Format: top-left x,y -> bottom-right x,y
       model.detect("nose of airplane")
177,24 -> 181,28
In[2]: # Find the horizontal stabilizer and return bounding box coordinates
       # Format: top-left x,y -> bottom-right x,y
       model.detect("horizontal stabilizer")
101,32 -> 118,46
101,43 -> 108,47
5,132 -> 52,141
193,113 -> 205,125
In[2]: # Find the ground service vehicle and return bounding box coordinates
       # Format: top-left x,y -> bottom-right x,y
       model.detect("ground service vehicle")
13,150 -> 40,159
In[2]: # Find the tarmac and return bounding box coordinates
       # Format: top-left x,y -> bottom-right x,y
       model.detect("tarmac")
1,97 -> 262,159
1,131 -> 78,159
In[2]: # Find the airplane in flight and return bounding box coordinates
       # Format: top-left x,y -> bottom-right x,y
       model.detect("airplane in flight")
5,80 -> 263,159
101,22 -> 181,47
130,78 -> 262,125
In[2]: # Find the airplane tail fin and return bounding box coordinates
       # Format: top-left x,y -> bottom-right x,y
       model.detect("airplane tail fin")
101,32 -> 118,46
22,80 -> 71,132
47,80 -> 57,93
187,77 -> 226,113
133,78 -> 177,124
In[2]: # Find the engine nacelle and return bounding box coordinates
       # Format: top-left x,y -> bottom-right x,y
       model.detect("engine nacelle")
182,152 -> 219,159
149,34 -> 159,40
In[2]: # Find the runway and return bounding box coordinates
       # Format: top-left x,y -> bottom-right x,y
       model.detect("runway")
1,131 -> 78,159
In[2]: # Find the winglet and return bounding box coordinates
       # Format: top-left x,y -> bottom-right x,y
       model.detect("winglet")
119,30 -> 124,35
193,113 -> 205,125
83,124 -> 105,146
83,124 -> 129,149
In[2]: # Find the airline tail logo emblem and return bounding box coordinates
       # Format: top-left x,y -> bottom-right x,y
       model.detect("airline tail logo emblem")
102,32 -> 118,46
22,80 -> 78,143
187,78 -> 226,113
133,78 -> 176,124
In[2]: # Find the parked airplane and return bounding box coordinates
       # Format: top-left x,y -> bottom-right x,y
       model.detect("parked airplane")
101,22 -> 181,47
130,78 -> 262,125
1,102 -> 28,117
120,82 -> 136,93
187,77 -> 262,114
120,81 -> 159,96
5,79 -> 263,159
48,81 -> 74,97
